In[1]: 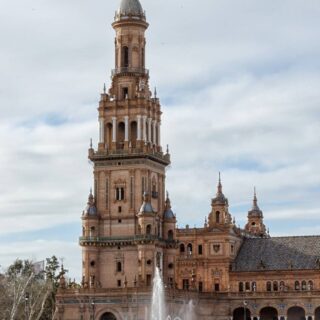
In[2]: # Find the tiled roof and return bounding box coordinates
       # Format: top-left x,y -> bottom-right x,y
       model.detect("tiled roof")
233,236 -> 320,272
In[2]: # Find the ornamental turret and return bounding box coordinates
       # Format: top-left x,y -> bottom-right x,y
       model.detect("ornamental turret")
245,188 -> 267,237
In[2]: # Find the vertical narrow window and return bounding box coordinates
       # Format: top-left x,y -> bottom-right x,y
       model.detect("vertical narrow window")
105,178 -> 109,209
239,282 -> 244,292
141,48 -> 145,68
146,274 -> 152,287
214,283 -> 220,292
123,46 -> 129,68
117,279 -> 122,287
266,281 -> 272,291
245,282 -> 250,291
130,176 -> 134,209
198,245 -> 203,255
216,211 -> 220,223
198,281 -> 203,292
94,179 -> 98,203
117,262 -> 122,272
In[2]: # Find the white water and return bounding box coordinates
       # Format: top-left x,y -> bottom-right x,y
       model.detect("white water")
151,267 -> 195,320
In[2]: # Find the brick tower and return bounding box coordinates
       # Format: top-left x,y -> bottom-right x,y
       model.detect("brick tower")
80,0 -> 175,293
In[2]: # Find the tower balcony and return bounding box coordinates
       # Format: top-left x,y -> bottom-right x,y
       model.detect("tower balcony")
111,67 -> 149,77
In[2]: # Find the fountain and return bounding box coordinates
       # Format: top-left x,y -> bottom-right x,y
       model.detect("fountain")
151,268 -> 195,320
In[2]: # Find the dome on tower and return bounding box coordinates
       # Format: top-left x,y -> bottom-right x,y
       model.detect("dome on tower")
164,192 -> 175,220
139,192 -> 154,214
116,0 -> 145,21
248,188 -> 263,218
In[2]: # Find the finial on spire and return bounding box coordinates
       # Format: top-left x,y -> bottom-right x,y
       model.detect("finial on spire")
154,87 -> 157,98
90,138 -> 93,149
103,83 -> 106,94
217,172 -> 223,195
252,186 -> 260,210
166,144 -> 169,154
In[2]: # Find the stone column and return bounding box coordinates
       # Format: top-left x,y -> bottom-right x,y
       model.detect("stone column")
137,115 -> 142,140
124,116 -> 129,141
148,118 -> 152,143
157,122 -> 161,146
99,118 -> 105,143
152,120 -> 157,145
112,117 -> 117,143
142,116 -> 147,142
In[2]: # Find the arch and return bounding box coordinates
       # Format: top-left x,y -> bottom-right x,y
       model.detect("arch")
233,307 -> 251,320
314,307 -> 320,320
118,122 -> 125,148
260,307 -> 278,320
187,243 -> 193,255
168,230 -> 174,241
280,281 -> 285,291
239,282 -> 244,292
266,281 -> 272,291
180,243 -> 185,253
294,280 -> 300,290
273,281 -> 278,291
130,121 -> 137,147
287,306 -> 306,320
216,211 -> 220,223
116,261 -> 122,272
308,280 -> 313,290
146,224 -> 152,235
122,46 -> 129,68
301,280 -> 307,290
105,123 -> 113,149
101,313 -> 117,320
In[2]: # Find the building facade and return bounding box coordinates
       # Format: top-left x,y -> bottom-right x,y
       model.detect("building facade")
55,1 -> 320,319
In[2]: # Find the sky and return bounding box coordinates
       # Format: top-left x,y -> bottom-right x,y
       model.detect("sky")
0,0 -> 319,279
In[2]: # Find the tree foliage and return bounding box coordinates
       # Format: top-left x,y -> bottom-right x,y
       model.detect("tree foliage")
0,256 -> 66,320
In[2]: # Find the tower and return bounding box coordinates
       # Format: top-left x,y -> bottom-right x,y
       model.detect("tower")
80,0 -> 173,290
245,188 -> 267,237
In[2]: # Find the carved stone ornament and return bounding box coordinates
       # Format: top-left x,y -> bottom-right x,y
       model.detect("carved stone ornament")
213,244 -> 220,253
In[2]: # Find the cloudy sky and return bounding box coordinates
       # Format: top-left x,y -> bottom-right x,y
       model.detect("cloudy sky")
0,0 -> 319,279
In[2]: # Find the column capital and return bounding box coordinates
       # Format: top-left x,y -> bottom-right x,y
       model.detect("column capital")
136,115 -> 142,120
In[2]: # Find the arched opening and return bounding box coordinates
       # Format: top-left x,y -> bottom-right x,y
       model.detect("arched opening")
216,211 -> 220,223
308,280 -> 313,290
314,307 -> 320,320
295,281 -> 300,290
252,282 -> 257,291
122,46 -> 129,68
101,312 -> 117,320
287,307 -> 306,320
130,121 -> 137,148
105,123 -> 113,150
187,243 -> 193,255
239,282 -> 244,292
118,122 -> 125,149
233,307 -> 251,320
180,243 -> 185,253
301,281 -> 307,290
168,230 -> 174,241
146,224 -> 152,235
266,281 -> 272,291
280,281 -> 285,291
273,281 -> 278,291
260,307 -> 278,320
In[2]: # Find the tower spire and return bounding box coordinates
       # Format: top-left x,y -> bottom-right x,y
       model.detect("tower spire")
217,172 -> 223,195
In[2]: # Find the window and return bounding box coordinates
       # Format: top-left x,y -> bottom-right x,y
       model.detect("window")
106,178 -> 109,209
118,206 -> 122,213
118,219 -> 122,223
302,280 -> 307,291
117,262 -> 122,272
239,282 -> 244,292
90,227 -> 95,237
214,283 -> 220,291
216,211 -> 220,223
122,46 -> 129,67
198,281 -> 203,292
122,87 -> 128,99
146,225 -> 152,235
295,281 -> 300,290
231,245 -> 234,254
252,282 -> 257,291
308,280 -> 313,290
168,263 -> 174,269
116,187 -> 125,201
251,222 -> 256,226
90,261 -> 95,267
146,259 -> 152,265
198,245 -> 203,255
183,279 -> 189,290
245,282 -> 250,291
187,243 -> 193,255
180,244 -> 185,253
266,281 -> 272,292
168,277 -> 173,288
280,281 -> 285,291
168,230 -> 174,240
117,279 -> 122,287
273,281 -> 278,291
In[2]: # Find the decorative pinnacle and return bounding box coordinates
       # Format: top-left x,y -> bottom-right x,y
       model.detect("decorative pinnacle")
154,87 -> 157,98
90,138 -> 93,149
166,144 -> 169,154
103,83 -> 106,94
252,186 -> 260,210
217,172 -> 223,195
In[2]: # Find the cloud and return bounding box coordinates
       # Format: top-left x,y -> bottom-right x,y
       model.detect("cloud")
0,0 -> 319,278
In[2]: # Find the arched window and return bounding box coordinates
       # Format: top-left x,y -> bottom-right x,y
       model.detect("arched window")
245,282 -> 250,291
130,121 -> 137,148
168,230 -> 174,241
252,282 -> 257,291
273,281 -> 278,291
122,46 -> 129,68
308,280 -> 313,290
90,226 -> 95,237
239,282 -> 244,292
118,122 -> 125,148
280,281 -> 285,291
216,211 -> 220,223
117,261 -> 122,272
187,243 -> 193,255
294,281 -> 300,290
82,227 -> 85,236
301,280 -> 307,290
266,281 -> 272,292
106,123 -> 113,150
146,224 -> 152,235
180,243 -> 185,253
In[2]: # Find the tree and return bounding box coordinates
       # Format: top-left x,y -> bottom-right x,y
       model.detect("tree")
0,256 -> 66,320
